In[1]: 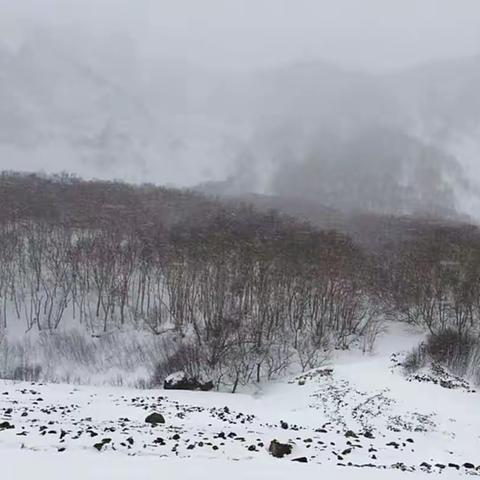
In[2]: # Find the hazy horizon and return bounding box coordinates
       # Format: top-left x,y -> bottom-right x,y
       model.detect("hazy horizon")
1,0 -> 480,218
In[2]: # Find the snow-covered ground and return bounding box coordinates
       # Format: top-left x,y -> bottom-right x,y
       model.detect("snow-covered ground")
1,323 -> 479,479
2,451 -> 469,480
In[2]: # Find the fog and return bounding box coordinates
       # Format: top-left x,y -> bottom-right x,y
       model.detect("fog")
1,0 -> 480,217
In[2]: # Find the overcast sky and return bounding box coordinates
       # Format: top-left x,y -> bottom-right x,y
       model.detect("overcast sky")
1,0 -> 480,71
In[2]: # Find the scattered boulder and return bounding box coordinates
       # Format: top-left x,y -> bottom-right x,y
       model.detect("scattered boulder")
145,413 -> 165,426
269,440 -> 293,458
292,457 -> 308,463
0,421 -> 14,431
386,441 -> 399,448
93,438 -> 112,452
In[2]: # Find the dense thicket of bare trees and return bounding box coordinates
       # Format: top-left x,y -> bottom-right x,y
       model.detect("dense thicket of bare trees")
1,172 -> 480,389
382,224 -> 480,337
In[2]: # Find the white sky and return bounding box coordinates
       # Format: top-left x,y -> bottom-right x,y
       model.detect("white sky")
1,0 -> 480,71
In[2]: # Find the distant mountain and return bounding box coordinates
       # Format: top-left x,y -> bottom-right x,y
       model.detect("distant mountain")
1,29 -> 479,217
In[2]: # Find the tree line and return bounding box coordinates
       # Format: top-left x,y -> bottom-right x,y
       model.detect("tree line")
0,172 -> 479,390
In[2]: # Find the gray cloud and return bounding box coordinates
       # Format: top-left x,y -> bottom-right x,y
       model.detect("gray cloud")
2,0 -> 480,70
1,0 -> 480,217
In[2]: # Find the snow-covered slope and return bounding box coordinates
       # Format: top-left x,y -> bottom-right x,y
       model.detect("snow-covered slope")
1,323 -> 479,478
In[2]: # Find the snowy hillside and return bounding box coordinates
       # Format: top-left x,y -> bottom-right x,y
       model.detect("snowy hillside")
2,322 -> 479,478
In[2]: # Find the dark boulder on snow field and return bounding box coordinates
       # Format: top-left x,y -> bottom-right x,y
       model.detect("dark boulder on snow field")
163,372 -> 214,391
269,440 -> 293,458
93,438 -> 112,451
145,413 -> 165,426
0,421 -> 14,431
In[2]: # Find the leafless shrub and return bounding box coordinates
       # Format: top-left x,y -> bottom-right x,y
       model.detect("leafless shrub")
403,345 -> 428,374
404,330 -> 480,385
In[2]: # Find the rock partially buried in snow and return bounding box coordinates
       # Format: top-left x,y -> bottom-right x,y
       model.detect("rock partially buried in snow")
164,371 -> 214,391
93,438 -> 112,452
199,380 -> 214,391
292,457 -> 308,463
0,421 -> 14,431
269,440 -> 293,458
145,413 -> 165,426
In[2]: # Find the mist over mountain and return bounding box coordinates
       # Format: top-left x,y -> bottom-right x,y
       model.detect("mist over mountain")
1,27 -> 480,218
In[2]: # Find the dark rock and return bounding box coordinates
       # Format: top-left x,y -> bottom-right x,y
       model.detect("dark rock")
292,457 -> 308,463
93,442 -> 104,451
145,413 -> 165,426
463,463 -> 475,469
345,430 -> 358,438
93,439 -> 111,452
200,381 -> 214,392
164,372 -> 213,392
269,440 -> 293,458
0,422 -> 14,431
